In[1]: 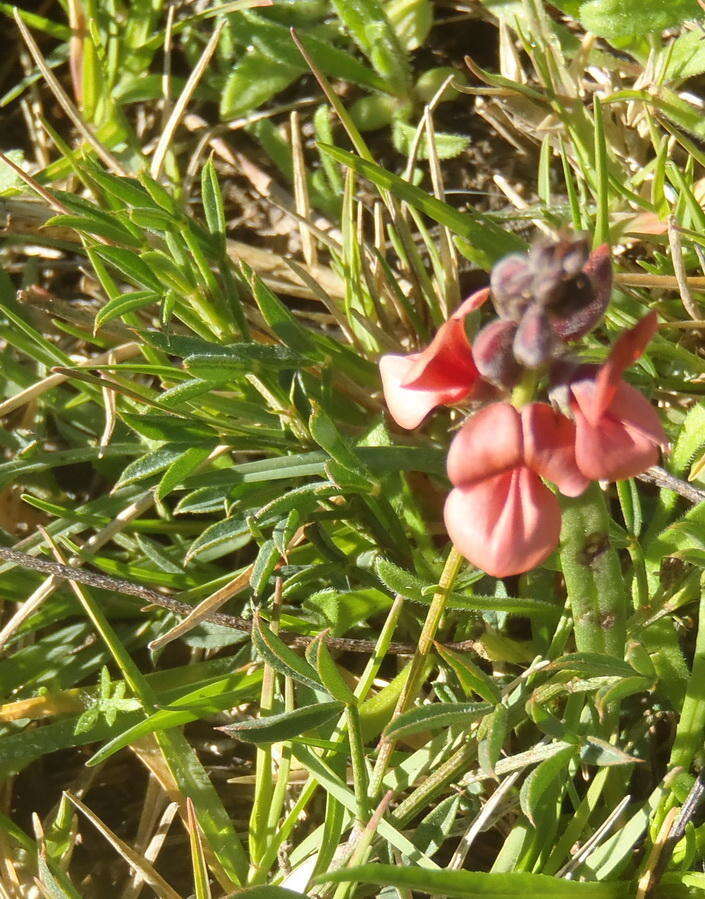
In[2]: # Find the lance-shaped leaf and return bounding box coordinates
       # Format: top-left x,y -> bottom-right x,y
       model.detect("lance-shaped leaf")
217,701 -> 343,744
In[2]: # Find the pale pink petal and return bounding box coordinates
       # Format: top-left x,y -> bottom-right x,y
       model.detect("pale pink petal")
606,381 -> 667,447
573,405 -> 660,481
521,403 -> 589,498
444,468 -> 561,577
593,311 -> 658,417
379,354 -> 471,430
569,376 -> 602,428
446,402 -> 523,486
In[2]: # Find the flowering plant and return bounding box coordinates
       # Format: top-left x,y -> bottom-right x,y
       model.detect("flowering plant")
380,235 -> 667,577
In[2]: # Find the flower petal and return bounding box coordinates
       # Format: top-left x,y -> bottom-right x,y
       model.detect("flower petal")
446,402 -> 523,486
379,354 -> 472,429
455,286 -> 492,317
401,288 -> 489,392
572,399 -> 660,481
593,311 -> 658,417
606,381 -> 667,447
522,402 -> 589,497
444,468 -> 561,577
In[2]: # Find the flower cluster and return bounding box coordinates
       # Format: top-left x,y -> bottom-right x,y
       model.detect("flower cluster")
380,236 -> 666,578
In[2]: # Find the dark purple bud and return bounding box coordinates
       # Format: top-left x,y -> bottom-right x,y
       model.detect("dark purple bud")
513,304 -> 556,368
473,319 -> 522,388
551,244 -> 612,341
530,235 -> 590,307
490,254 -> 533,321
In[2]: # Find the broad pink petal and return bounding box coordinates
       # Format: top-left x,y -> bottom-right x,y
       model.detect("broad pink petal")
593,312 -> 658,417
521,403 -> 589,498
444,468 -> 562,577
447,402 -> 522,486
401,289 -> 489,392
379,354 -> 472,429
573,404 -> 660,481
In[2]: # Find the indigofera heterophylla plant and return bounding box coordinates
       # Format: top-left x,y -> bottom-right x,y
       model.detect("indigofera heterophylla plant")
379,234 -> 667,578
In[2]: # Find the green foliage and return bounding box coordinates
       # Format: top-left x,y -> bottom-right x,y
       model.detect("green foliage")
3,0 -> 705,893
578,0 -> 698,43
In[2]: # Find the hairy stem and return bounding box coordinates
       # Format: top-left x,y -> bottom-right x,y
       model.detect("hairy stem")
559,484 -> 628,658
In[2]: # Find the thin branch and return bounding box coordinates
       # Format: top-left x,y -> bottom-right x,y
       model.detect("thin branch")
638,466 -> 705,505
0,546 -> 413,654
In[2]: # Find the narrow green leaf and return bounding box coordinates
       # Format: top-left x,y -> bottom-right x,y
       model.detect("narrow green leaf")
92,246 -> 163,292
252,616 -> 324,692
94,291 -> 160,330
249,539 -> 280,598
218,701 -> 343,744
314,639 -> 356,704
316,863 -> 632,895
384,701 -> 492,739
201,158 -> 226,239
519,746 -> 576,826
156,446 -> 214,502
435,644 -> 501,704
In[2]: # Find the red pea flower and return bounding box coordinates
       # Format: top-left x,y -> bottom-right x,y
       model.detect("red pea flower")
444,402 -> 589,577
567,312 -> 667,481
379,288 -> 490,429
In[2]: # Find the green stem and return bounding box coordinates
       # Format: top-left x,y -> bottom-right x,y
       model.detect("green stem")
347,703 -> 369,824
511,368 -> 538,409
249,595 -> 405,883
559,484 -> 628,658
668,591 -> 705,771
368,546 -> 465,798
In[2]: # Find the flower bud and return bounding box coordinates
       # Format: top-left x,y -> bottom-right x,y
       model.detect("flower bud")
550,243 -> 613,341
473,319 -> 522,388
513,305 -> 556,368
490,255 -> 533,321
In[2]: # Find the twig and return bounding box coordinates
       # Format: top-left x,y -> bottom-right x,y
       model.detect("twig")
1,462 -> 702,653
0,546 -> 399,653
638,466 -> 705,505
0,545 -> 491,656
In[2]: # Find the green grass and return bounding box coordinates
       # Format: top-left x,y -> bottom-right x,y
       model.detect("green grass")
1,0 -> 705,895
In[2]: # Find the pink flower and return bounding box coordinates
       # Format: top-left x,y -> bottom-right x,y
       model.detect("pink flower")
567,312 -> 667,481
444,402 -> 589,577
379,288 -> 489,429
